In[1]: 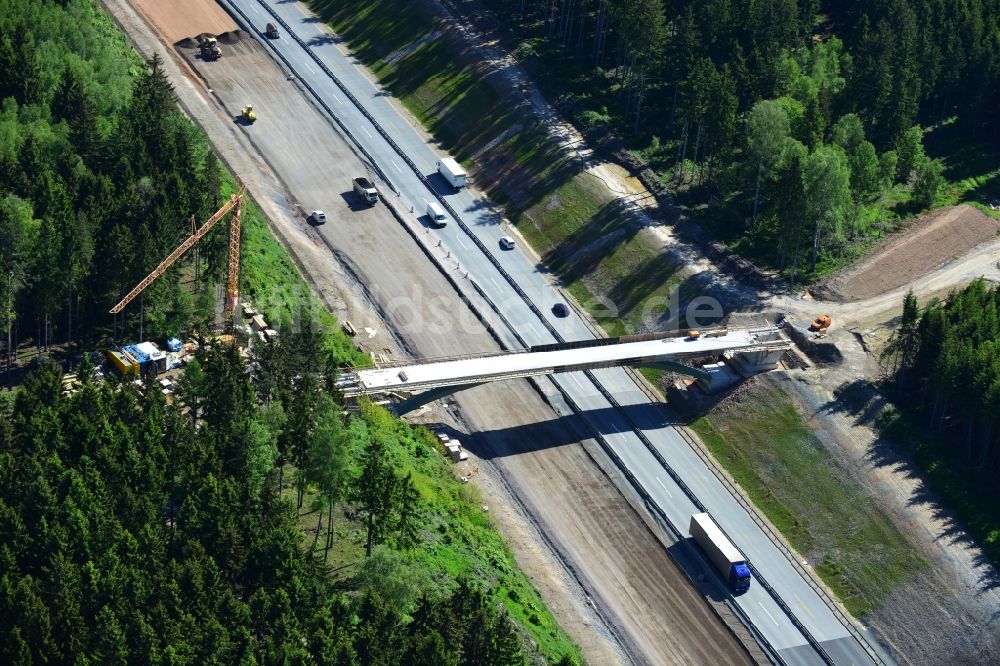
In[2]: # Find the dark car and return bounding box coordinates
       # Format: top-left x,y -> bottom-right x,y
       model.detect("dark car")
552,303 -> 570,317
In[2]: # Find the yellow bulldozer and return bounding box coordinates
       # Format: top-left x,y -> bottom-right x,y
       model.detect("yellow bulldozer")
241,104 -> 256,123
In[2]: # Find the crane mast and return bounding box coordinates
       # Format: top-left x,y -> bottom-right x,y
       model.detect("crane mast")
109,186 -> 246,331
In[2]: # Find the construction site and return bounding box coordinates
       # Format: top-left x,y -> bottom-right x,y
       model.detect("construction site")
42,0 -> 1000,664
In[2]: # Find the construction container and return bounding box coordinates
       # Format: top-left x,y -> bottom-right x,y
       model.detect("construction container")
107,349 -> 139,378
123,341 -> 167,376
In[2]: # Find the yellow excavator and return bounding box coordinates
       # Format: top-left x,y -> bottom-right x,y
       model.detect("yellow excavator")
241,104 -> 256,123
809,314 -> 832,335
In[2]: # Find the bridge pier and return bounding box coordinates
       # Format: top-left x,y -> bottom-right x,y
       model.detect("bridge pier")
727,347 -> 787,377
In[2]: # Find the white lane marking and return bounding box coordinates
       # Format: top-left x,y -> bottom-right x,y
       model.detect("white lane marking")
758,602 -> 779,626
793,594 -> 815,618
391,160 -> 402,173
362,126 -> 372,138
655,477 -> 673,498
525,322 -> 541,337
489,276 -> 503,289
302,60 -> 315,75
456,237 -> 469,250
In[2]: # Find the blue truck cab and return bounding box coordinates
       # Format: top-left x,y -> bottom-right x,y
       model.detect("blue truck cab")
730,562 -> 752,594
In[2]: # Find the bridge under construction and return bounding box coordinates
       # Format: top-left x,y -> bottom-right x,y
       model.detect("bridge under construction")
337,327 -> 791,414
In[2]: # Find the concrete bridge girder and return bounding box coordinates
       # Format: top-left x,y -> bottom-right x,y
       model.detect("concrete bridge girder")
390,359 -> 710,415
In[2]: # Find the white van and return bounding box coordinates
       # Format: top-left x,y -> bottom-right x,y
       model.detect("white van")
426,201 -> 448,226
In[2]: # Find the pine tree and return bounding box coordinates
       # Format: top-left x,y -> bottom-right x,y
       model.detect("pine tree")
395,472 -> 421,550
357,437 -> 398,557
305,396 -> 347,556
882,289 -> 921,382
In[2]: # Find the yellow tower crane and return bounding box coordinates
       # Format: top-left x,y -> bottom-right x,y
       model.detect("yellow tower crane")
109,185 -> 246,331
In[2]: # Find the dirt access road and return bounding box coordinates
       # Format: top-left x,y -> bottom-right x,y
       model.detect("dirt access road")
103,1 -> 757,664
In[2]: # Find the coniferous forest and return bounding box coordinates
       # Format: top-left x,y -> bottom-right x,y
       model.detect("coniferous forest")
487,0 -> 1000,278
0,343 -> 543,664
0,0 -> 225,356
880,281 -> 1000,562
883,281 -> 1000,474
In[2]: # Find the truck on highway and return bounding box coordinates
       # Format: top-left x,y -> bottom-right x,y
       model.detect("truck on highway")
689,512 -> 751,594
353,177 -> 378,205
437,157 -> 467,189
425,201 -> 448,227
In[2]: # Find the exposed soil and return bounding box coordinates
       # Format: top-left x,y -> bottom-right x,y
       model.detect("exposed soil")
813,204 -> 1000,302
131,0 -> 235,44
104,0 -> 1000,662
390,2 -> 1000,663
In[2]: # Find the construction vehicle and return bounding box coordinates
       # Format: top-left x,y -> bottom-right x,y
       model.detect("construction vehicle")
241,104 -> 256,123
110,184 -> 246,332
809,314 -> 832,334
199,36 -> 222,60
689,513 -> 751,594
265,22 -> 279,39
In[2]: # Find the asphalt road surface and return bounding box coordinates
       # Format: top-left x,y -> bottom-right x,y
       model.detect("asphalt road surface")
210,1 -> 886,663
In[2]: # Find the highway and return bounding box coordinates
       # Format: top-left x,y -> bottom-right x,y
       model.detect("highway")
217,1 -> 884,663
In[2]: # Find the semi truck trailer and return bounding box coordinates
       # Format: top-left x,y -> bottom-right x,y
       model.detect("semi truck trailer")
689,512 -> 751,594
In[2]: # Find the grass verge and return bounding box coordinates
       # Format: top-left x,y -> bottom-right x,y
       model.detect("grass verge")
690,379 -> 928,618
176,15 -> 575,656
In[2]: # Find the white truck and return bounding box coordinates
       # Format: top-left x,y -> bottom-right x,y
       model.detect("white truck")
437,157 -> 467,189
352,177 -> 378,205
689,512 -> 751,594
